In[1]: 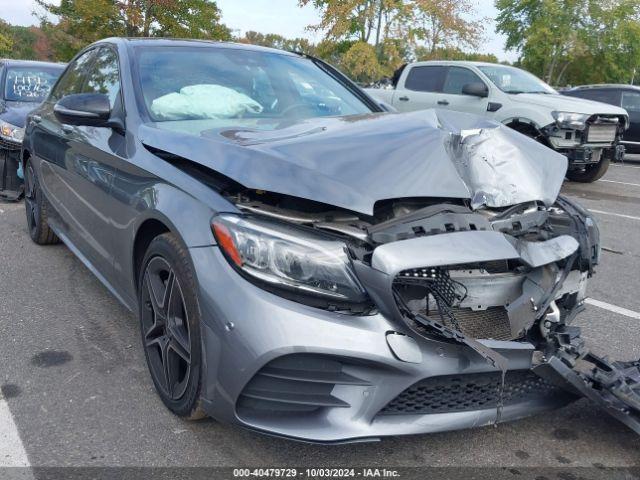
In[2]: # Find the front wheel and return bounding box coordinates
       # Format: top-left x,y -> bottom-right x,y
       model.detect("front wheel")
566,152 -> 610,183
138,232 -> 206,420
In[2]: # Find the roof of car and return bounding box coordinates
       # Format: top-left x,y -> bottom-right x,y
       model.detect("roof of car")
568,84 -> 640,91
0,59 -> 66,68
100,37 -> 299,57
409,60 -> 510,68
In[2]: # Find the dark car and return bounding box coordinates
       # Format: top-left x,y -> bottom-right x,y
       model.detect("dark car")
0,59 -> 65,200
562,84 -> 640,153
21,38 -> 640,442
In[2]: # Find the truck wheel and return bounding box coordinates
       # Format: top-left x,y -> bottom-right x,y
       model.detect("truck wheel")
566,154 -> 610,183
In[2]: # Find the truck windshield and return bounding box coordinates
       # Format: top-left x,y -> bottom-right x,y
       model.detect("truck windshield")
478,65 -> 556,95
4,67 -> 64,102
135,46 -> 374,133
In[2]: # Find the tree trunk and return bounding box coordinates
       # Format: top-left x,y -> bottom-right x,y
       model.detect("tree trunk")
374,0 -> 383,47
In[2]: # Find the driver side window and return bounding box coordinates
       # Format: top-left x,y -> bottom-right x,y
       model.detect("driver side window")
50,49 -> 97,102
83,47 -> 121,110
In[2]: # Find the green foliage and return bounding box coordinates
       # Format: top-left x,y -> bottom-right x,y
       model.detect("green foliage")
0,22 -> 13,56
35,0 -> 231,61
339,41 -> 382,83
496,0 -> 640,86
415,46 -> 498,62
238,31 -> 316,54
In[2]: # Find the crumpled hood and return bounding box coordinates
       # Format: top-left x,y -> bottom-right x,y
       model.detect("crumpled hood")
510,93 -> 628,117
0,101 -> 38,128
139,109 -> 567,216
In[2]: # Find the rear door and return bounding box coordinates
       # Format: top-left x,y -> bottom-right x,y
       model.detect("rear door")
440,66 -> 489,116
394,65 -> 446,112
620,90 -> 640,150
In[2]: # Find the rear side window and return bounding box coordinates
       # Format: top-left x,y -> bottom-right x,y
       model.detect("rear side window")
404,66 -> 446,93
443,67 -> 484,95
566,89 -> 619,106
621,91 -> 640,112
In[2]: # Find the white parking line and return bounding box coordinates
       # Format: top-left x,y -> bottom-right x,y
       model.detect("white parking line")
599,179 -> 640,187
586,298 -> 640,320
589,209 -> 640,221
611,163 -> 640,169
0,397 -> 30,468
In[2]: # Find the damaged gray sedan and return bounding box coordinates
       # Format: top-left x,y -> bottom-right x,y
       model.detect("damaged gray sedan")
22,38 -> 640,443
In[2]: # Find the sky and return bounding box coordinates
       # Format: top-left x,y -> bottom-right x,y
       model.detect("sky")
0,0 -> 518,62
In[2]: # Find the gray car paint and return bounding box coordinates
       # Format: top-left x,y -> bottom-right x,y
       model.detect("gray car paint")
22,38 -> 586,443
140,107 -> 568,216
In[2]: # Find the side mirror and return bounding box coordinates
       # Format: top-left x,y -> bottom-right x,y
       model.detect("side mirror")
53,93 -> 111,127
462,82 -> 489,98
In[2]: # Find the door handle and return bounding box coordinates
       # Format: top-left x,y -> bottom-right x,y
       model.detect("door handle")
31,115 -> 42,124
437,100 -> 449,106
62,124 -> 73,134
398,96 -> 410,102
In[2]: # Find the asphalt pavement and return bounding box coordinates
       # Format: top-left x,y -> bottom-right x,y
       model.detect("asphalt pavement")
1,162 -> 640,473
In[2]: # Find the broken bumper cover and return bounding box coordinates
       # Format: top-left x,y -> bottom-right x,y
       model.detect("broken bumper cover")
0,141 -> 23,200
189,247 -> 577,443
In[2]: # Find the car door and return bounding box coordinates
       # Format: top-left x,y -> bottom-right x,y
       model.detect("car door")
31,49 -> 98,226
440,66 -> 489,116
394,65 -> 447,112
33,46 -> 125,282
620,90 -> 640,151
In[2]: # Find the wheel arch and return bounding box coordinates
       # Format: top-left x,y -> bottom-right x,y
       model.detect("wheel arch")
132,217 -> 172,293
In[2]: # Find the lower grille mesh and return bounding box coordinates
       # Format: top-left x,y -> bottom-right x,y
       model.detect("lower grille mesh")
395,266 -> 517,341
433,306 -> 513,341
379,370 -> 561,415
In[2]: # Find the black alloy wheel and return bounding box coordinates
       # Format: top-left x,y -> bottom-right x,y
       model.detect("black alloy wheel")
141,256 -> 192,400
24,160 -> 59,245
138,233 -> 205,419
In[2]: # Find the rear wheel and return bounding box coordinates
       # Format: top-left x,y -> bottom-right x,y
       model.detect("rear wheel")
566,152 -> 610,183
24,160 -> 59,245
138,233 -> 206,420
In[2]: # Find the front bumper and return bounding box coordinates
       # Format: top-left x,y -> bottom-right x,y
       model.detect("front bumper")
190,247 -> 575,443
0,140 -> 24,200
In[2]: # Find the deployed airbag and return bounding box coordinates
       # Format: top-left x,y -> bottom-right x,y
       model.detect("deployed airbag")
150,84 -> 263,120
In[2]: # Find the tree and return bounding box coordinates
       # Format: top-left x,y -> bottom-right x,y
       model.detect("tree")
409,0 -> 485,53
496,0 -> 640,86
238,31 -> 316,54
36,0 -> 231,60
0,21 -> 13,56
415,46 -> 498,62
299,0 -> 407,47
339,41 -> 381,83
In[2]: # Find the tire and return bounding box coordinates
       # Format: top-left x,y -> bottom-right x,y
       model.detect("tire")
138,232 -> 206,420
566,154 -> 610,183
24,160 -> 59,245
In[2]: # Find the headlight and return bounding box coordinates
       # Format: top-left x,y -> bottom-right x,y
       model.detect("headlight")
211,214 -> 370,308
0,120 -> 25,143
551,111 -> 590,130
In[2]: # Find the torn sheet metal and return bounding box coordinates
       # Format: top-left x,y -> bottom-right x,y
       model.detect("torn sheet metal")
140,108 -> 568,216
439,111 -> 568,209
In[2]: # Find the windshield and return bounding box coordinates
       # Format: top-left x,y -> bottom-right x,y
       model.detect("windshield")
4,66 -> 64,102
477,65 -> 556,94
135,46 -> 374,134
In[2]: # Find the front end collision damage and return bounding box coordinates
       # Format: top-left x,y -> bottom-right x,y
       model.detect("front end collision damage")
145,110 -> 640,440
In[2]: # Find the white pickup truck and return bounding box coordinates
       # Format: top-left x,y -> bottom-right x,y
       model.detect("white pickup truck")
365,61 -> 628,182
